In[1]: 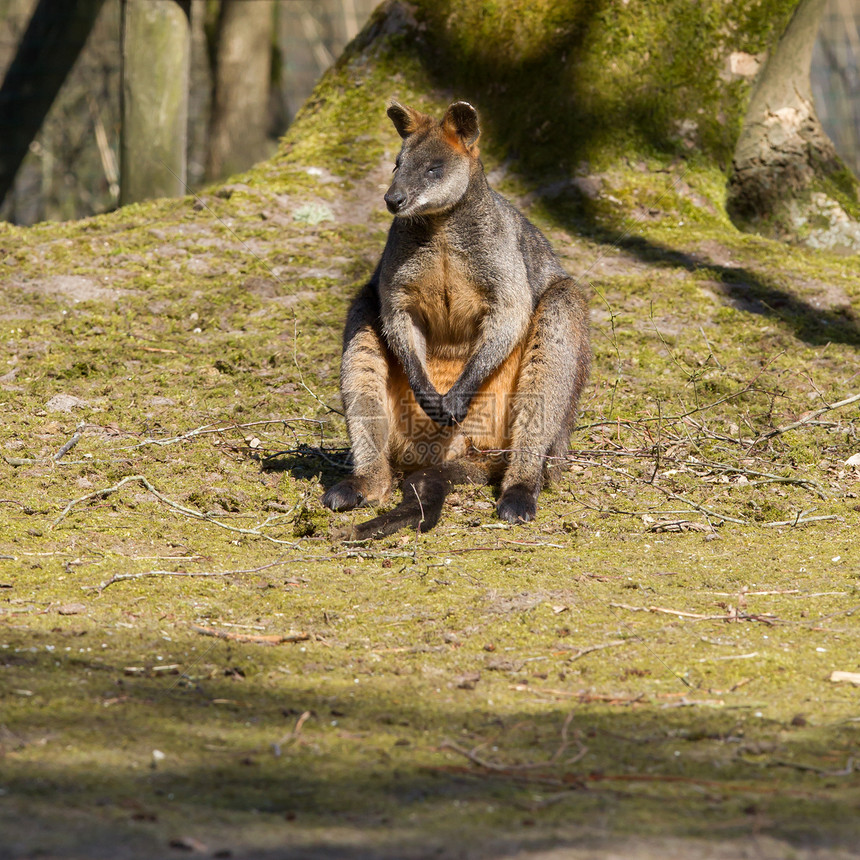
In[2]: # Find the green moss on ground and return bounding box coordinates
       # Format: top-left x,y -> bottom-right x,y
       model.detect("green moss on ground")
1,2 -> 859,858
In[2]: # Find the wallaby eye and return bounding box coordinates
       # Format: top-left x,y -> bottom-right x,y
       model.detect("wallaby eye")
427,163 -> 444,178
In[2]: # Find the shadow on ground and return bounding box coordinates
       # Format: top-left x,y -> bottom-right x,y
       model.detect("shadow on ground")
404,0 -> 860,348
2,635 -> 858,859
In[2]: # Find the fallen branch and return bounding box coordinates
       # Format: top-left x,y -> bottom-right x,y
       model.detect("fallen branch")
86,559 -> 298,592
191,624 -> 310,645
752,391 -> 860,445
609,602 -> 777,624
52,474 -> 299,545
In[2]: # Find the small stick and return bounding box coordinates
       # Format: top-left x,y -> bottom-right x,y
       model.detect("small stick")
609,602 -> 730,620
752,391 -> 860,445
609,602 -> 777,625
690,458 -> 826,499
412,483 -> 425,561
648,399 -> 662,483
705,590 -> 799,597
699,325 -> 724,369
191,624 -> 310,645
118,418 -> 326,451
762,757 -> 855,777
53,422 -> 85,462
663,491 -> 749,525
2,454 -> 34,466
762,512 -> 841,528
273,710 -> 312,754
567,639 -> 630,662
293,316 -> 343,416
86,559 -> 295,592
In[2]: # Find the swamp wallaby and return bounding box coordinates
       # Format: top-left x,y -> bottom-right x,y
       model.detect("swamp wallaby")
322,99 -> 590,539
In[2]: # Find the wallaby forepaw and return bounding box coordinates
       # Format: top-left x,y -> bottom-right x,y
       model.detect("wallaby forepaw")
417,389 -> 455,426
497,486 -> 537,524
322,480 -> 366,512
440,386 -> 472,424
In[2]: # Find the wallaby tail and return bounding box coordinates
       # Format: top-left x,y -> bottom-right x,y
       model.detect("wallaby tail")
344,460 -> 486,541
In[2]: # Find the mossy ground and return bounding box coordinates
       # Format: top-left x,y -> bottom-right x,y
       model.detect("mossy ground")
1,3 -> 859,858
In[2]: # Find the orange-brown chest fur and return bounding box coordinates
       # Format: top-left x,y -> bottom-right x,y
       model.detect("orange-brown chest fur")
386,241 -> 525,468
403,240 -> 487,358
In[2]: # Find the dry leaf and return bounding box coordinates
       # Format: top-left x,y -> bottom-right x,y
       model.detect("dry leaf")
454,673 -> 480,690
168,836 -> 208,853
57,603 -> 87,615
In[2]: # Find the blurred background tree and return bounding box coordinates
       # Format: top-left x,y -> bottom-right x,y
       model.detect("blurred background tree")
0,0 -> 377,223
811,0 -> 860,177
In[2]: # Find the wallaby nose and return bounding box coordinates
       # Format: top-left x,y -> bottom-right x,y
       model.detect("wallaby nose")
384,188 -> 407,214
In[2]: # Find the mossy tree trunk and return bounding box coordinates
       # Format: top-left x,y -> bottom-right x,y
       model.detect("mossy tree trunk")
288,0 -> 859,251
727,0 -> 860,250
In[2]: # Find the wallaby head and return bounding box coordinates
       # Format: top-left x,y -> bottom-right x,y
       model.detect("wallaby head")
384,100 -> 481,218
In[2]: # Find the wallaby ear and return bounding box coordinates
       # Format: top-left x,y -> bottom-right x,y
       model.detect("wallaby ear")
442,101 -> 480,147
387,100 -> 418,139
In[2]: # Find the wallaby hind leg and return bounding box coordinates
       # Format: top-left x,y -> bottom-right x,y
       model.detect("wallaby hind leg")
344,466 -> 447,540
345,460 -> 486,541
323,284 -> 394,512
498,279 -> 590,523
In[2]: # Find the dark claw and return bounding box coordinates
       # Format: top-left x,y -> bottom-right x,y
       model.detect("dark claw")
497,485 -> 537,523
322,480 -> 366,512
441,389 -> 471,424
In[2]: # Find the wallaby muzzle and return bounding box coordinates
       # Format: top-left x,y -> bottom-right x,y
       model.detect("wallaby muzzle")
384,185 -> 407,214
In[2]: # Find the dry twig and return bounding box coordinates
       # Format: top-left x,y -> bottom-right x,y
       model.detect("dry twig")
52,474 -> 299,545
609,602 -> 777,624
191,624 -> 310,645
86,560 -> 298,592
752,391 -> 860,445
441,710 -> 588,774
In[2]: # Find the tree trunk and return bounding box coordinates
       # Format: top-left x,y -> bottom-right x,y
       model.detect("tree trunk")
120,0 -> 191,205
727,0 -> 860,251
205,0 -> 274,181
0,0 -> 107,207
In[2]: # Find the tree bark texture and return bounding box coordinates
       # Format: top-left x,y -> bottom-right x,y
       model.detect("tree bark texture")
206,0 -> 274,181
0,0 -> 107,206
727,0 -> 860,250
120,0 -> 191,205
